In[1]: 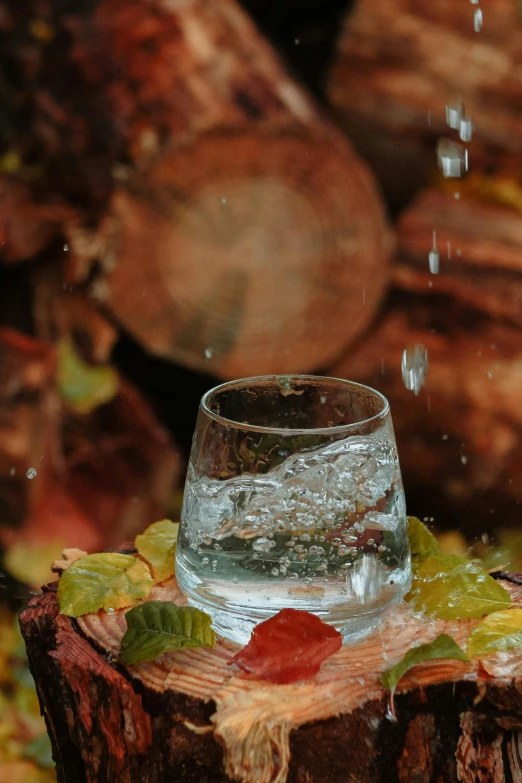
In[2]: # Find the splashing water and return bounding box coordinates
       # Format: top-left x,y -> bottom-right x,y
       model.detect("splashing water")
402,345 -> 428,395
437,138 -> 468,178
429,231 -> 440,274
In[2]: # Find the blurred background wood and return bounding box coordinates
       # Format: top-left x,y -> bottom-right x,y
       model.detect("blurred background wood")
328,0 -> 522,212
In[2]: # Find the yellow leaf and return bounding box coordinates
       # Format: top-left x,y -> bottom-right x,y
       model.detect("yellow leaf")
58,553 -> 153,617
4,541 -> 63,590
57,338 -> 118,414
135,520 -> 178,583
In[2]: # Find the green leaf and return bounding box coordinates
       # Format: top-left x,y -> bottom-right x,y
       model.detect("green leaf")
57,337 -> 119,414
467,608 -> 522,658
58,553 -> 153,617
135,520 -> 178,583
408,554 -> 512,619
23,733 -> 55,770
381,634 -> 469,717
408,516 -> 440,572
119,601 -> 215,665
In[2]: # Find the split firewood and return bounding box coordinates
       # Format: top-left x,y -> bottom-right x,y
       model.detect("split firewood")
332,294 -> 522,533
0,0 -> 391,378
20,568 -> 522,783
394,183 -> 522,328
328,0 -> 522,207
0,327 -> 181,551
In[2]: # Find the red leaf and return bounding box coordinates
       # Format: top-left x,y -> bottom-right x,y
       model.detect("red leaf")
231,609 -> 342,684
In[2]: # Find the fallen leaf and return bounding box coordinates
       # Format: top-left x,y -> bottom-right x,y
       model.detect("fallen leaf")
232,608 -> 342,684
119,601 -> 215,665
467,607 -> 522,658
408,554 -> 512,619
58,552 -> 153,617
381,634 -> 469,718
57,337 -> 118,414
135,520 -> 178,583
408,516 -> 440,573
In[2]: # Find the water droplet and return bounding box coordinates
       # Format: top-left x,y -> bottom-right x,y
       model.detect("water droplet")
107,607 -> 115,614
26,468 -> 37,480
299,533 -> 311,542
461,455 -> 468,465
9,467 -> 15,476
401,344 -> 428,395
320,395 -> 326,404
459,114 -> 473,142
429,241 -> 440,274
205,347 -> 213,359
202,557 -> 210,565
294,37 -> 300,45
271,567 -> 280,576
63,243 -> 69,252
437,138 -> 468,178
446,99 -> 463,130
454,192 -> 461,200
474,8 -> 483,32
221,197 -> 227,205
253,537 -> 271,553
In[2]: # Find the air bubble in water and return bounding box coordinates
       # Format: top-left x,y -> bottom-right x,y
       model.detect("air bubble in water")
26,468 -> 37,480
401,344 -> 428,395
474,8 -> 483,32
252,537 -> 271,553
429,232 -> 440,274
437,139 -> 468,178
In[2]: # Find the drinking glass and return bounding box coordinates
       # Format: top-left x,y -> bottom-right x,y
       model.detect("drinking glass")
176,375 -> 411,645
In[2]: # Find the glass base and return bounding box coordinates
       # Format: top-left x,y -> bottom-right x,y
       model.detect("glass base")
176,554 -> 411,646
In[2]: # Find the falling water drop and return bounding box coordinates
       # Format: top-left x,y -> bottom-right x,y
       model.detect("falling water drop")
459,113 -> 474,142
445,99 -> 463,130
437,138 -> 468,178
205,347 -> 213,359
402,344 -> 429,395
26,468 -> 37,480
428,232 -> 440,274
474,8 -> 483,32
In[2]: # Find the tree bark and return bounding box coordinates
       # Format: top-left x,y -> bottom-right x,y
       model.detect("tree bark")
327,0 -> 522,209
20,568 -> 522,783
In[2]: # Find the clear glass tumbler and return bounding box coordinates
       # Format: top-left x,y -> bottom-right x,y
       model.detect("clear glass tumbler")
176,375 -> 411,645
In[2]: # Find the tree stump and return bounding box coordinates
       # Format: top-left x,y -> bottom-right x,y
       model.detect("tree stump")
20,567 -> 522,783
328,0 -> 522,209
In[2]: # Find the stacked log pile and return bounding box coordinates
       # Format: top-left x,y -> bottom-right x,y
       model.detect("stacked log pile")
326,0 -> 522,533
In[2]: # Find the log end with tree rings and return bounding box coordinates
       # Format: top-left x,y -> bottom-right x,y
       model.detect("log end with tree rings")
92,130 -> 392,379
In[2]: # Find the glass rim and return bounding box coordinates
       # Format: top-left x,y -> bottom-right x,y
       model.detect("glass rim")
200,374 -> 390,435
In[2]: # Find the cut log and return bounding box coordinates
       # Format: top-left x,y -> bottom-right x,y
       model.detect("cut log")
20,569 -> 522,783
0,0 -> 391,378
331,294 -> 522,533
394,186 -> 522,328
328,0 -> 522,208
